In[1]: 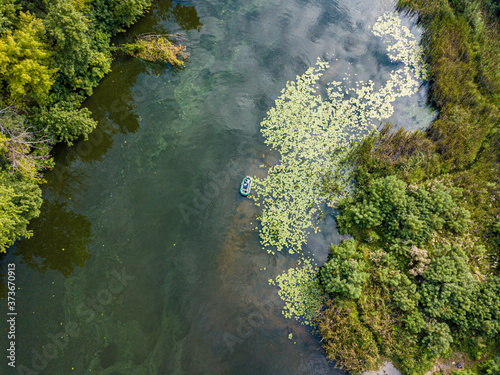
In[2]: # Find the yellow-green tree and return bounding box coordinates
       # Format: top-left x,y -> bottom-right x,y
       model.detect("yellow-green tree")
0,171 -> 42,252
0,12 -> 57,106
0,0 -> 18,34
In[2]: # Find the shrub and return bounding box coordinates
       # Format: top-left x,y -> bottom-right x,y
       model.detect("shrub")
317,302 -> 381,374
422,321 -> 453,358
320,240 -> 369,300
337,175 -> 470,246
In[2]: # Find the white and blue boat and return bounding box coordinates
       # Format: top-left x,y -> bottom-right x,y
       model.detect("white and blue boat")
240,176 -> 252,197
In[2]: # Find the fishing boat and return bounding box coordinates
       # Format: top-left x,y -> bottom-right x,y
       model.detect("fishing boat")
240,176 -> 252,197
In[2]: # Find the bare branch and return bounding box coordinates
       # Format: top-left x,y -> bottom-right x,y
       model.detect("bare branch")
0,111 -> 53,179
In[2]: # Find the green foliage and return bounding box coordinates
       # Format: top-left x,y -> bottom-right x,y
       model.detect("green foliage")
337,175 -> 470,246
453,370 -> 477,375
391,273 -> 420,312
320,240 -> 368,299
123,36 -> 188,66
479,357 -> 500,375
420,246 -> 477,330
492,218 -> 500,250
422,321 -> 453,357
418,245 -> 500,338
0,171 -> 42,252
404,309 -> 425,334
347,123 -> 442,183
483,0 -> 500,20
317,302 -> 382,374
90,0 -> 151,33
44,0 -> 111,98
32,102 -> 97,146
429,104 -> 496,170
0,12 -> 57,106
0,0 -> 18,33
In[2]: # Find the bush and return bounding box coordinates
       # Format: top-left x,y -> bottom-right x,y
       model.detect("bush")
0,172 -> 42,252
479,357 -> 500,375
337,175 -> 470,246
422,321 -> 453,358
32,102 -> 97,146
317,302 -> 381,374
320,240 -> 369,300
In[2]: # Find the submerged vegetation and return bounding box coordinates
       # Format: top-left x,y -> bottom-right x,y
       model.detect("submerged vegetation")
257,1 -> 500,374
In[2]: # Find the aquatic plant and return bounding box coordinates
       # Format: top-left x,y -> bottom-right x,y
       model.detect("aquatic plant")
123,35 -> 189,67
253,12 -> 427,254
269,257 -> 325,326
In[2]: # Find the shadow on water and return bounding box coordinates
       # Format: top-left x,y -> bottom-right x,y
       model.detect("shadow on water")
117,0 -> 203,39
13,195 -> 93,278
144,0 -> 203,33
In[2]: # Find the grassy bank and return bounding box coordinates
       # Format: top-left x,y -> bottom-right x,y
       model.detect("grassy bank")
316,1 -> 500,374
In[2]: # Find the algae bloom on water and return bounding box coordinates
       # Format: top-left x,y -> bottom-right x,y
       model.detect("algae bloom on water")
252,12 -> 427,255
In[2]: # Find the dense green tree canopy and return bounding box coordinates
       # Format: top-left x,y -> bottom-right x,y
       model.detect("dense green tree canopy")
32,102 -> 97,145
320,239 -> 369,299
0,0 -> 18,33
0,11 -> 56,106
0,171 -> 42,252
44,0 -> 111,98
337,175 -> 470,246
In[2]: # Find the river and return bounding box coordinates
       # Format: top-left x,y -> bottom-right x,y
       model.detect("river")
0,0 -> 434,373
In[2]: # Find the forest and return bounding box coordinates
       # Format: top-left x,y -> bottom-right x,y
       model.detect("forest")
316,0 -> 500,373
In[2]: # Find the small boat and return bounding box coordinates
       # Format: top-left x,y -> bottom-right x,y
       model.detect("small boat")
240,176 -> 252,196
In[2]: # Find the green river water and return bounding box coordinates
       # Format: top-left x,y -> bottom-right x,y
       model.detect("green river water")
1,0 -> 434,373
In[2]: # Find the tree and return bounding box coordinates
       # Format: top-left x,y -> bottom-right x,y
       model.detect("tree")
90,0 -> 151,33
391,273 -> 420,312
480,357 -> 500,375
32,102 -> 97,146
320,239 -> 369,299
0,108 -> 52,180
0,171 -> 42,252
420,245 -> 477,331
44,0 -> 111,98
0,11 -> 56,106
0,0 -> 18,34
404,309 -> 426,334
422,321 -> 453,357
337,175 -> 470,246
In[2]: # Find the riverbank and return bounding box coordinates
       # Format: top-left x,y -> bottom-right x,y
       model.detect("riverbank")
315,0 -> 500,374
0,0 -> 154,257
